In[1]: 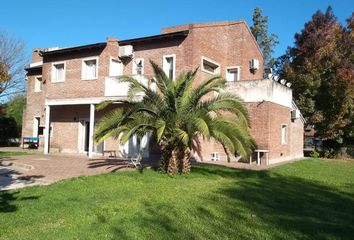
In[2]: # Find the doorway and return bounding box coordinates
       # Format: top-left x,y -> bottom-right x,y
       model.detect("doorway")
79,119 -> 103,154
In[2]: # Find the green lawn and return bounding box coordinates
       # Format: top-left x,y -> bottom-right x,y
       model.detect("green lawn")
1,159 -> 354,240
0,151 -> 29,157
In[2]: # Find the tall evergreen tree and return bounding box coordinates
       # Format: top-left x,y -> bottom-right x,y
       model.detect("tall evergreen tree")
279,7 -> 354,148
250,7 -> 279,75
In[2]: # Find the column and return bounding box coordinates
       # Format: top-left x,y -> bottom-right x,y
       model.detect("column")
44,105 -> 50,154
88,104 -> 95,158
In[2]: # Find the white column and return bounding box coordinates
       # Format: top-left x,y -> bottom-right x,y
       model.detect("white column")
257,151 -> 260,165
88,104 -> 95,158
44,105 -> 50,154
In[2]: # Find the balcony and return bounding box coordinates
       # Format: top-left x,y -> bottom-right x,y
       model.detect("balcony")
104,75 -> 155,97
225,79 -> 293,108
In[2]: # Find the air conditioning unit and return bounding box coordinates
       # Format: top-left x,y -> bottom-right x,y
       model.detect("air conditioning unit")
249,59 -> 259,70
211,152 -> 220,161
291,109 -> 300,120
119,45 -> 133,57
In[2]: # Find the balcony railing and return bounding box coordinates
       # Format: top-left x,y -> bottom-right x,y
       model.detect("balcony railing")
104,74 -> 155,97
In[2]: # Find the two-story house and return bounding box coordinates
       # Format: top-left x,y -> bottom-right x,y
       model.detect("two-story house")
23,20 -> 304,165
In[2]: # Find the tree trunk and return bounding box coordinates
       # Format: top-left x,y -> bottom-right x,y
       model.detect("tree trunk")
167,148 -> 178,174
179,148 -> 191,174
159,145 -> 172,173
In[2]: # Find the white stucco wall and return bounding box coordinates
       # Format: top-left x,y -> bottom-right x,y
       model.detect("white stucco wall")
226,79 -> 293,108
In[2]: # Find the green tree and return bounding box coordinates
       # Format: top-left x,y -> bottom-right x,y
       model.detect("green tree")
5,94 -> 26,134
279,7 -> 354,148
250,7 -> 279,74
94,61 -> 255,174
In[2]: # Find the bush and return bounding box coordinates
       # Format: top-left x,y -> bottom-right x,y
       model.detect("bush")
0,117 -> 19,146
310,150 -> 320,158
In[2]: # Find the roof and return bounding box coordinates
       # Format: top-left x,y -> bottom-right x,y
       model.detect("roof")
39,30 -> 189,57
119,30 -> 189,45
40,42 -> 106,56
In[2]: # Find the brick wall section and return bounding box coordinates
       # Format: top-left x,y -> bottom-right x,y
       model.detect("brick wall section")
195,101 -> 304,164
42,38 -> 119,99
162,21 -> 263,85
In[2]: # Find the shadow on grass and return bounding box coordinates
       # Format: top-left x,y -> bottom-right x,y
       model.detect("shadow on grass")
111,164 -> 354,239
0,191 -> 40,213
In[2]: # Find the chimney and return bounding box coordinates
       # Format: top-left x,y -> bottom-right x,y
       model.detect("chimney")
106,37 -> 119,45
32,48 -> 43,63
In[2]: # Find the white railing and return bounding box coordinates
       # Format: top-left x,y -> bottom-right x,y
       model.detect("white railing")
104,75 -> 155,97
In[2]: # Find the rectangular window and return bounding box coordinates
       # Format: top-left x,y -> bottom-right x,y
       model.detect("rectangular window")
201,57 -> 220,75
226,67 -> 240,82
132,58 -> 144,75
34,76 -> 42,92
52,63 -> 65,82
109,58 -> 122,77
82,58 -> 98,80
281,124 -> 288,144
163,55 -> 176,80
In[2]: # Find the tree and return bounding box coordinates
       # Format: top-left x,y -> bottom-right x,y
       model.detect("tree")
4,94 -> 26,135
0,31 -> 27,99
94,61 -> 255,174
250,7 -> 279,75
279,7 -> 354,148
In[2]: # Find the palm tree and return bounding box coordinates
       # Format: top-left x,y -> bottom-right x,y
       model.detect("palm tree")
94,61 -> 255,174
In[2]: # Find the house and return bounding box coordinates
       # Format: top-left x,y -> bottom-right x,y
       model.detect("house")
22,20 -> 304,165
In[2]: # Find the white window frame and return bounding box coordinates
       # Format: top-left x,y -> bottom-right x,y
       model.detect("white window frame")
163,54 -> 176,80
34,75 -> 43,92
281,124 -> 288,145
132,58 -> 144,75
225,66 -> 240,82
51,61 -> 66,83
81,57 -> 99,80
109,57 -> 123,77
201,56 -> 220,75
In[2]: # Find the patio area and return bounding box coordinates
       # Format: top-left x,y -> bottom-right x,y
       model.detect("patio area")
0,147 -> 155,190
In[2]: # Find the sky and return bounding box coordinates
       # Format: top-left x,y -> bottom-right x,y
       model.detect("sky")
0,0 -> 353,61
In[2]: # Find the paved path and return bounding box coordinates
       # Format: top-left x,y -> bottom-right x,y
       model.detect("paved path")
0,151 -> 135,191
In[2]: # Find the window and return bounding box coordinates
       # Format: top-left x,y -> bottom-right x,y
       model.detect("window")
109,58 -> 122,77
132,58 -> 144,75
281,124 -> 288,144
82,58 -> 98,80
201,57 -> 220,75
226,67 -> 240,82
52,63 -> 65,82
163,55 -> 176,80
34,76 -> 42,92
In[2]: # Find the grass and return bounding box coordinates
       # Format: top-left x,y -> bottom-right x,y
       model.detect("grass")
0,151 -> 29,157
1,158 -> 354,240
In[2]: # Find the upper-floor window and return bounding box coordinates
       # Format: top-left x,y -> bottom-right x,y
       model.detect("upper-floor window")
201,57 -> 220,75
226,67 -> 240,82
163,55 -> 176,80
52,62 -> 65,82
109,58 -> 123,77
132,58 -> 144,75
281,124 -> 288,145
34,76 -> 42,92
82,57 -> 98,80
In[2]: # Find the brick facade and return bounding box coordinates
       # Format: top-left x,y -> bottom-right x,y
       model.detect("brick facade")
23,20 -> 303,164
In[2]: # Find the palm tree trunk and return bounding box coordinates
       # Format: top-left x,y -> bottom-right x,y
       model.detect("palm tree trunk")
167,148 -> 178,174
179,148 -> 191,173
159,145 -> 171,173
